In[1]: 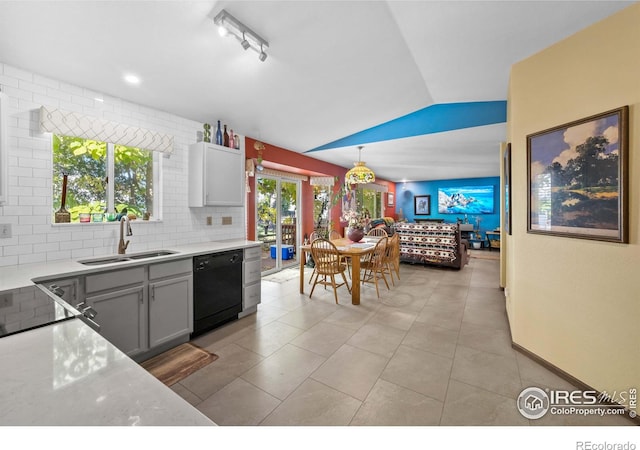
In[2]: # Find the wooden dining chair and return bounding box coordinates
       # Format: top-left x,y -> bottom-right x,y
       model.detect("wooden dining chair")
360,236 -> 389,298
309,238 -> 351,304
328,229 -> 352,277
367,228 -> 388,237
383,233 -> 400,285
307,230 -> 322,284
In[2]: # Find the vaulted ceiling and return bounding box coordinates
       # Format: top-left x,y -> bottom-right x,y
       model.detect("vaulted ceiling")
0,1 -> 634,181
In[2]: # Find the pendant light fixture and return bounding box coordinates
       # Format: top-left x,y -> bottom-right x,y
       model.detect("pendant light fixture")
345,145 -> 375,185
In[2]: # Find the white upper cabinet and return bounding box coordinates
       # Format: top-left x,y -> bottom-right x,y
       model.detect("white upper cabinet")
188,140 -> 245,207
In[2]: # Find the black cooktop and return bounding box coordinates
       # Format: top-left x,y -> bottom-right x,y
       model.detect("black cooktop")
0,285 -> 77,339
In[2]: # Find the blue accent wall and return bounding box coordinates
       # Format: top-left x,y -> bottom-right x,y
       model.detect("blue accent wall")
396,176 -> 500,234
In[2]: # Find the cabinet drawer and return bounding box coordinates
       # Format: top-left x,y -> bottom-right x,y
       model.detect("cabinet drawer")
85,267 -> 145,294
243,282 -> 261,310
149,258 -> 192,281
244,259 -> 261,285
244,246 -> 261,261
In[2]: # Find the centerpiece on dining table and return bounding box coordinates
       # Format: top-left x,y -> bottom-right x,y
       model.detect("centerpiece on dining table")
341,208 -> 367,242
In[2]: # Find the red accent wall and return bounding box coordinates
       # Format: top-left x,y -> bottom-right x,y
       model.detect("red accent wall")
244,137 -> 396,241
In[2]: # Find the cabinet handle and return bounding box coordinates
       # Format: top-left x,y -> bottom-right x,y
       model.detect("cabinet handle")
151,286 -> 155,301
138,290 -> 143,304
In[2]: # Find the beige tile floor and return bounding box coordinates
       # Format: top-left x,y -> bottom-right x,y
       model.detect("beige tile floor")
172,257 -> 632,426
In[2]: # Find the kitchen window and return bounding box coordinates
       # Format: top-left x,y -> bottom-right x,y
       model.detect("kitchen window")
52,135 -> 161,223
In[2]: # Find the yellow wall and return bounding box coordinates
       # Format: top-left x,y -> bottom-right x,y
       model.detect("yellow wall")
507,3 -> 640,401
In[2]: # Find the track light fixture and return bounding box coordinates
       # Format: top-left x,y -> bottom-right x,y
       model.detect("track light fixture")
240,32 -> 250,50
213,9 -> 269,62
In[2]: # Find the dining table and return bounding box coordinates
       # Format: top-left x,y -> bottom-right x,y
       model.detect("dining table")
298,237 -> 377,305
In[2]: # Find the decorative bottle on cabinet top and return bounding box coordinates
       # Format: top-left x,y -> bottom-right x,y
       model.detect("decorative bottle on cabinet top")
215,120 -> 222,145
234,134 -> 240,149
223,125 -> 229,147
229,129 -> 234,149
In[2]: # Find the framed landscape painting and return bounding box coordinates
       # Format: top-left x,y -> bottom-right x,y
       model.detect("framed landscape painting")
414,195 -> 430,215
527,106 -> 628,243
437,185 -> 494,214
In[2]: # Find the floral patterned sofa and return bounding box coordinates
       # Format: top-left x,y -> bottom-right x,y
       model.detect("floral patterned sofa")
395,222 -> 469,270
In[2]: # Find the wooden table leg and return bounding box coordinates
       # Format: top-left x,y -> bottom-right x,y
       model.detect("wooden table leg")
299,248 -> 306,294
350,254 -> 360,305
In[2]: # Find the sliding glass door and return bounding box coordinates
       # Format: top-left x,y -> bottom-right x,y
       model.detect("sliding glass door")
256,175 -> 300,275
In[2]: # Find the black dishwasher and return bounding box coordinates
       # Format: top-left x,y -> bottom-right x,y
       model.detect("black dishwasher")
192,250 -> 243,337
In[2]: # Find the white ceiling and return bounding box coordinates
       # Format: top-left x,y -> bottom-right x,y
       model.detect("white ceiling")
0,0 -> 634,182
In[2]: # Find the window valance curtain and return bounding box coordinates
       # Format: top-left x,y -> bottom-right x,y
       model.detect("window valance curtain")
259,167 -> 308,181
359,182 -> 388,192
310,176 -> 335,186
39,106 -> 174,155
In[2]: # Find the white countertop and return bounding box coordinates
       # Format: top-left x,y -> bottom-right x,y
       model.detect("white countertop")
0,238 -> 261,426
0,239 -> 261,291
0,319 -> 214,426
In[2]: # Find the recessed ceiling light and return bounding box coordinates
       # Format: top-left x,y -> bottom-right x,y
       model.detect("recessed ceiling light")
124,74 -> 141,85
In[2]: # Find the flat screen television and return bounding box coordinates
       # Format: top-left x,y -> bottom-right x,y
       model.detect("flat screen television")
438,185 -> 494,214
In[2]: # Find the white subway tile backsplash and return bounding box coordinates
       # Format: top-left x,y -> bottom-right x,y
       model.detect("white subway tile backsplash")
19,196 -> 48,206
18,233 -> 46,244
3,245 -> 33,256
0,255 -> 19,267
71,248 -> 93,259
45,89 -> 72,102
3,205 -> 33,217
46,250 -> 72,262
46,231 -> 72,243
34,74 -> 60,89
1,62 -> 246,266
0,74 -> 20,88
70,94 -> 95,108
18,80 -> 47,96
4,65 -> 33,81
18,253 -> 46,265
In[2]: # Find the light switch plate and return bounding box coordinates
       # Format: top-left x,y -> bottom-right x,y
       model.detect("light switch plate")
0,223 -> 11,238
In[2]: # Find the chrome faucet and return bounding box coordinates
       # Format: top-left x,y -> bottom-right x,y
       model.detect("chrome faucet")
118,215 -> 133,254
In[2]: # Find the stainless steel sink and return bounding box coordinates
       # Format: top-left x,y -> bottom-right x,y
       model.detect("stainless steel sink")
78,256 -> 131,266
127,250 -> 177,260
78,250 -> 177,266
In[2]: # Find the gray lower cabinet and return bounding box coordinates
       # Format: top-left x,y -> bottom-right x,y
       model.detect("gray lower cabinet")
41,277 -> 80,306
148,259 -> 193,349
240,245 -> 261,317
85,267 -> 147,357
86,285 -> 146,356
82,259 -> 193,358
